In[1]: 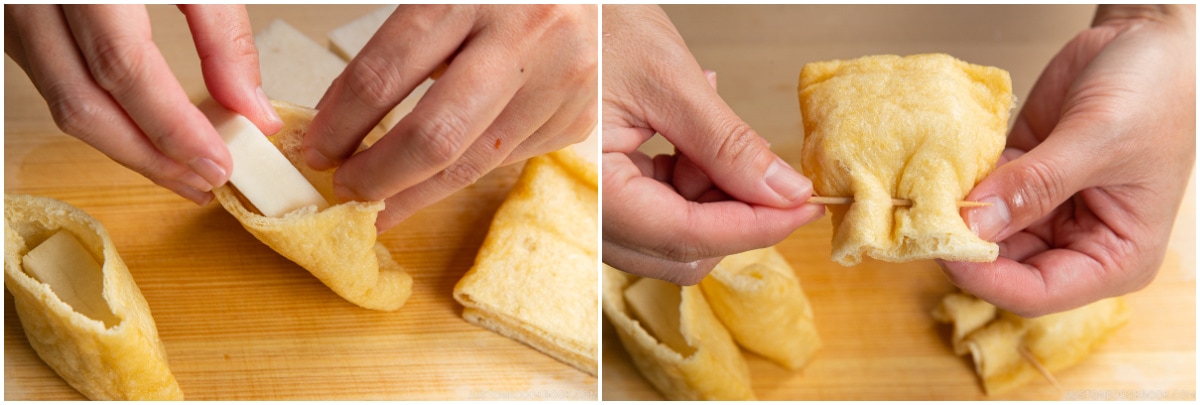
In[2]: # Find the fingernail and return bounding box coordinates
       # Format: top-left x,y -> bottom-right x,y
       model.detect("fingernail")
171,183 -> 213,206
333,182 -> 360,203
968,196 -> 1010,241
305,146 -> 336,171
764,157 -> 811,204
179,172 -> 214,193
188,157 -> 228,189
257,86 -> 282,129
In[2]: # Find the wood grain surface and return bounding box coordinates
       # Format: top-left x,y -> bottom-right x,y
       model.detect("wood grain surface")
4,5 -> 595,400
604,4 -> 1196,400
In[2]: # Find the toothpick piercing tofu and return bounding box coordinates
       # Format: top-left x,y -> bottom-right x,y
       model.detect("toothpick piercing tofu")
932,293 -> 1131,395
4,194 -> 183,400
699,247 -> 821,370
209,100 -> 413,311
798,53 -> 1013,266
603,266 -> 755,400
454,148 -> 599,375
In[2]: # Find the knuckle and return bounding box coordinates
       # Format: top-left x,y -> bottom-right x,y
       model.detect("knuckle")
225,27 -> 258,61
654,234 -> 713,263
438,160 -> 489,188
409,112 -> 470,169
343,56 -> 403,109
1013,160 -> 1068,216
87,34 -> 152,95
710,121 -> 766,165
569,110 -> 597,144
655,242 -> 700,263
45,85 -> 102,138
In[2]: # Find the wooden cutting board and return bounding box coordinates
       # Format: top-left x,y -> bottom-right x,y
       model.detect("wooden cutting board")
4,5 -> 596,400
604,5 -> 1196,400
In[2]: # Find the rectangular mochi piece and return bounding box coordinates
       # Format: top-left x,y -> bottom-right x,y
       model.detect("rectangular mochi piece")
256,19 -> 346,109
199,100 -> 329,218
932,293 -> 1130,395
453,148 -> 599,376
4,194 -> 183,400
798,53 -> 1012,265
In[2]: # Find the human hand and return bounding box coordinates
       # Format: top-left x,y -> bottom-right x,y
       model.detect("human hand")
303,5 -> 598,231
942,5 -> 1196,317
4,4 -> 281,204
602,5 -> 824,285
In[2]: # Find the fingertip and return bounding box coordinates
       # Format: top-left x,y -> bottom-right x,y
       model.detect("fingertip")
764,157 -> 813,206
187,157 -> 229,190
964,195 -> 1011,241
663,257 -> 719,286
375,216 -> 391,235
304,145 -> 337,171
160,180 -> 214,205
333,180 -> 363,203
796,201 -> 826,224
254,86 -> 284,135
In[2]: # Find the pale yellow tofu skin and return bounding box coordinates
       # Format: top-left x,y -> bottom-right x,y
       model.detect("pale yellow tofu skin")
799,53 -> 1012,265
603,266 -> 754,400
454,148 -> 599,376
932,293 -> 1130,395
4,194 -> 183,400
213,101 -> 412,311
700,247 -> 821,370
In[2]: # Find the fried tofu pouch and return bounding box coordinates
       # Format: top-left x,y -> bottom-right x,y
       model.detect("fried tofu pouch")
4,194 -> 183,400
932,293 -> 1130,395
603,266 -> 754,400
699,247 -> 821,370
214,101 -> 412,311
798,53 -> 1013,265
453,149 -> 598,375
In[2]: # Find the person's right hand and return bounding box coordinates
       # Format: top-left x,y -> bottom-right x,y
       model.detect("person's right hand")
5,4 -> 281,204
602,5 -> 825,285
942,4 -> 1196,317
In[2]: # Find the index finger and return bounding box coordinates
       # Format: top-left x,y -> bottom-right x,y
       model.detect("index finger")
941,248 -> 1119,318
330,24 -> 528,202
64,5 -> 231,189
304,5 -> 475,172
603,152 -> 825,263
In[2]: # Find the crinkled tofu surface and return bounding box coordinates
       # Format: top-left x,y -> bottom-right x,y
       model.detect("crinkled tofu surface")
799,53 -> 1012,265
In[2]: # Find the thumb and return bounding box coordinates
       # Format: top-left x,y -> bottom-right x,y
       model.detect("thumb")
652,70 -> 812,208
180,5 -> 283,135
964,132 -> 1098,242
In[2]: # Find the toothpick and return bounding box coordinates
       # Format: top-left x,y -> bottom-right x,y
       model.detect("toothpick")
807,196 -> 992,208
1019,345 -> 1062,391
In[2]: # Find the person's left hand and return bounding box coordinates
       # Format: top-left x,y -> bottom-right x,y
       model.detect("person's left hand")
302,5 -> 598,231
942,5 -> 1195,317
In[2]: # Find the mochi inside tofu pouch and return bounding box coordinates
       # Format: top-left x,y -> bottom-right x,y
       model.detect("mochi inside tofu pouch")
798,53 -> 1013,266
932,293 -> 1130,395
205,100 -> 412,311
4,194 -> 183,400
602,265 -> 754,400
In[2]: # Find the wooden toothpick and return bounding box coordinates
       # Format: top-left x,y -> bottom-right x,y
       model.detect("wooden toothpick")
807,196 -> 992,208
1019,345 -> 1062,391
